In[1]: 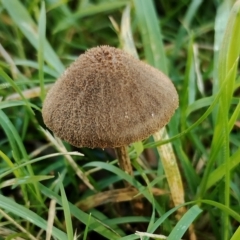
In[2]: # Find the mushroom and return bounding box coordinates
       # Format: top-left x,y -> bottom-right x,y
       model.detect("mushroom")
42,45 -> 178,183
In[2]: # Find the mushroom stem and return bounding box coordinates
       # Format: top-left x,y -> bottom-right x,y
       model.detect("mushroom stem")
115,146 -> 143,215
115,146 -> 133,179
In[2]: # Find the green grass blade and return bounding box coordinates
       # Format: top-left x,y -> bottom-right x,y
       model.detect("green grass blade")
60,179 -> 74,240
54,1 -> 129,33
148,203 -> 188,234
206,147 -> 240,190
40,184 -> 121,240
84,209 -> 125,237
2,0 -> 65,75
0,110 -> 23,164
228,100 -> 240,131
187,97 -> 239,117
0,194 -> 68,240
220,82 -> 230,240
119,235 -> 139,240
0,69 -> 34,114
0,175 -> 54,189
83,213 -> 91,240
134,0 -> 167,73
102,216 -> 151,226
167,205 -> 202,240
0,109 -> 29,162
38,1 -> 46,101
180,37 -> 195,131
212,0 -> 232,95
0,110 -> 42,202
200,199 -> 240,222
14,59 -> 59,78
172,0 -> 203,59
230,226 -> 240,240
218,1 -> 240,93
0,152 -> 82,179
186,96 -> 214,116
0,150 -> 21,179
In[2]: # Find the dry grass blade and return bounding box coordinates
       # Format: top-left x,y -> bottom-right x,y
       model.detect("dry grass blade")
0,227 -> 26,240
46,199 -> 56,240
0,43 -> 19,78
76,187 -> 167,211
154,129 -> 185,214
6,84 -> 53,100
154,129 -> 197,240
41,128 -> 94,191
120,4 -> 138,58
0,208 -> 38,240
135,231 -> 174,239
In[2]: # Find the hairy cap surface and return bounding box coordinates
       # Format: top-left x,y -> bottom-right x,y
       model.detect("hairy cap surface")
42,46 -> 178,148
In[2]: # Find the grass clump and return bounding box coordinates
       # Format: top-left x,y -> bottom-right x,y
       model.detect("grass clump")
0,0 -> 240,240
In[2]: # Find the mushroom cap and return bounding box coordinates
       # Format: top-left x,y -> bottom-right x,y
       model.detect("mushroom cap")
42,46 -> 178,148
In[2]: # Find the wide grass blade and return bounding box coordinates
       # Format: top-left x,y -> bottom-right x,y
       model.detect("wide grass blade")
60,180 -> 74,240
147,203 -> 189,235
38,1 -> 46,101
120,235 -> 139,240
167,205 -> 202,240
2,0 -> 65,75
133,0 -> 167,73
218,1 -> 240,96
0,110 -> 42,202
0,194 -> 68,240
230,226 -> 240,240
212,0 -> 232,96
206,147 -> 240,190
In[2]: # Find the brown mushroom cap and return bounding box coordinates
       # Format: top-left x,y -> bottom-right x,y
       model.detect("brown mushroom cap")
42,46 -> 178,148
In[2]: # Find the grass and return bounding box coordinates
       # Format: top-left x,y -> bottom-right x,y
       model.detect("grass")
0,0 -> 240,239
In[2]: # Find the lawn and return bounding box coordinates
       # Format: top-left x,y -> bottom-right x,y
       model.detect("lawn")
0,0 -> 240,239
